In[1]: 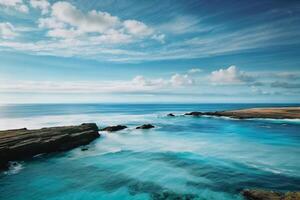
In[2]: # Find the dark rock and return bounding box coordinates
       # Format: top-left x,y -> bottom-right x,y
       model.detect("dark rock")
152,191 -> 197,200
184,112 -> 203,116
136,124 -> 155,129
167,113 -> 175,117
100,125 -> 127,132
241,189 -> 300,200
81,146 -> 89,151
0,123 -> 99,170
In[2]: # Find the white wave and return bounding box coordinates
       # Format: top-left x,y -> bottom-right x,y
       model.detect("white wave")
0,112 -> 156,130
244,162 -> 298,176
4,161 -> 24,175
201,115 -> 240,120
68,144 -> 124,160
247,118 -> 300,124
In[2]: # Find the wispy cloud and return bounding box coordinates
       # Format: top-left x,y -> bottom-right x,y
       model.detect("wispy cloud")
0,22 -> 17,39
0,0 -> 28,13
157,15 -> 202,35
0,1 -> 299,63
270,81 -> 300,89
30,0 -> 50,15
188,68 -> 202,74
0,73 -> 195,94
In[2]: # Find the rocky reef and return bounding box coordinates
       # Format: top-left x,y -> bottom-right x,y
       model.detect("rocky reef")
167,113 -> 175,117
136,124 -> 155,129
100,125 -> 127,132
185,107 -> 300,119
0,123 -> 99,170
242,189 -> 300,200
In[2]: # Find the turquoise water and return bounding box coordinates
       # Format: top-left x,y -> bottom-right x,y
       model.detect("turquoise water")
0,104 -> 300,200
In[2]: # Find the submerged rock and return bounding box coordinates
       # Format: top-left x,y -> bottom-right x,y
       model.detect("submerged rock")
0,123 -> 100,170
136,124 -> 155,129
167,113 -> 175,117
100,125 -> 127,132
241,189 -> 300,200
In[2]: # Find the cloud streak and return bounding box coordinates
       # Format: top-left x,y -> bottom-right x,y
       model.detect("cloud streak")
0,1 -> 299,63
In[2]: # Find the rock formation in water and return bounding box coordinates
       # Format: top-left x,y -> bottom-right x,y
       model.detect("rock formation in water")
185,107 -> 300,119
167,113 -> 175,117
242,189 -> 300,200
0,123 -> 99,170
100,125 -> 127,132
136,124 -> 155,129
184,111 -> 203,116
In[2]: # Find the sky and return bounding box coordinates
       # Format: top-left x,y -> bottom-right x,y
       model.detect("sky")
0,0 -> 299,103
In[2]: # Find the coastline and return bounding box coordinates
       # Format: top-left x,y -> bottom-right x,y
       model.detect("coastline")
1,106 -> 299,170
1,106 -> 300,199
185,107 -> 300,119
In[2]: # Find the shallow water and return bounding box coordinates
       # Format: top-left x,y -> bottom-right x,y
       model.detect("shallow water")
0,104 -> 299,200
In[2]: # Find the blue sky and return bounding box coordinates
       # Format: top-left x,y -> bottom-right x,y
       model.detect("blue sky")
0,0 -> 299,103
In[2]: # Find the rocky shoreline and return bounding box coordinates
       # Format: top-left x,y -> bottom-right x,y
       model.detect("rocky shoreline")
0,123 -> 100,170
0,122 -> 158,170
241,189 -> 300,200
184,107 -> 300,119
1,107 -> 299,199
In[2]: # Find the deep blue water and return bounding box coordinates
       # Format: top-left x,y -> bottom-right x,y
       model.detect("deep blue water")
0,104 -> 299,200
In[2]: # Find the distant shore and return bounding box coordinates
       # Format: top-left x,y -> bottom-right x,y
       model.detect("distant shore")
185,107 -> 300,119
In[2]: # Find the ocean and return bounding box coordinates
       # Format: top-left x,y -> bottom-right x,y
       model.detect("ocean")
0,103 -> 300,200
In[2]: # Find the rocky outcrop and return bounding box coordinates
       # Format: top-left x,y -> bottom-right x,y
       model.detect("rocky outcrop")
136,124 -> 155,129
216,107 -> 300,119
100,125 -> 127,132
167,113 -> 175,117
241,189 -> 300,200
0,123 -> 99,170
184,111 -> 203,116
185,107 -> 300,119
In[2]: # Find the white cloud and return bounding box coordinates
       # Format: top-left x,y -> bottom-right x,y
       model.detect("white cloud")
132,75 -> 147,86
133,73 -> 194,88
0,0 -> 28,13
152,34 -> 165,43
47,28 -> 82,39
38,17 -> 65,29
188,68 -> 202,74
170,74 -> 193,86
0,22 -> 17,39
51,1 -> 120,34
36,1 -> 159,45
0,73 -> 195,95
89,29 -> 133,44
132,75 -> 167,88
123,20 -> 153,37
30,0 -> 50,15
0,5 -> 298,63
0,77 -> 166,94
209,65 -> 252,85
